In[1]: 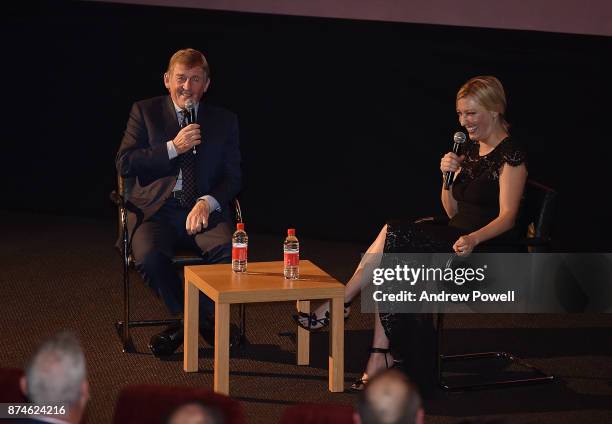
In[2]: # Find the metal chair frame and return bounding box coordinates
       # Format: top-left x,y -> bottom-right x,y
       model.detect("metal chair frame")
111,176 -> 245,353
421,180 -> 558,390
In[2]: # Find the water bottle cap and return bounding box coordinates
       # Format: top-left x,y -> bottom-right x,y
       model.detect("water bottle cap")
237,223 -> 245,231
287,228 -> 296,236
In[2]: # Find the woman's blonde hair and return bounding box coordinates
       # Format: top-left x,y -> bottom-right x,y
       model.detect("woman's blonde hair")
457,76 -> 509,131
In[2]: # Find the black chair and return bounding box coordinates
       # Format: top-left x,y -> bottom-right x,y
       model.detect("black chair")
418,179 -> 557,390
111,176 -> 245,353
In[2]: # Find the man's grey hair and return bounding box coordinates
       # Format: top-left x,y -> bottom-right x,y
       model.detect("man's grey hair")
25,331 -> 86,406
357,369 -> 423,424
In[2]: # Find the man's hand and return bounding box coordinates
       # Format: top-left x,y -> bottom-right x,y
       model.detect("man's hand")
172,124 -> 202,155
186,199 -> 210,235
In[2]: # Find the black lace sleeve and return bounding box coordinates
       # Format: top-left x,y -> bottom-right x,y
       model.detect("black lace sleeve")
499,137 -> 527,168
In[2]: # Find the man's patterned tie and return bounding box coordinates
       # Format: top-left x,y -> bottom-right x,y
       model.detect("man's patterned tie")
176,109 -> 197,208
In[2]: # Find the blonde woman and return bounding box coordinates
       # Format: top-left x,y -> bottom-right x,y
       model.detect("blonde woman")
295,76 -> 528,393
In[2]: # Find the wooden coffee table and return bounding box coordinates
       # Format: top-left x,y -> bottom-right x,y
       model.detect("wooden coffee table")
183,260 -> 345,395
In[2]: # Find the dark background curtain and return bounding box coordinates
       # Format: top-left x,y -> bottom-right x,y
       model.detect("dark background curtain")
2,1 -> 610,250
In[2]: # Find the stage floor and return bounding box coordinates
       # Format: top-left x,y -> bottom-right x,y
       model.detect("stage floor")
1,211 -> 611,423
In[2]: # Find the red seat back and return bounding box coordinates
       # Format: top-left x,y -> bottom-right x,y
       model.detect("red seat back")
0,368 -> 27,403
280,403 -> 355,424
112,384 -> 245,424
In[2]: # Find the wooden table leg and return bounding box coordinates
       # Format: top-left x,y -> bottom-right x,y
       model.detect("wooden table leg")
329,296 -> 344,392
296,300 -> 310,366
214,302 -> 230,395
183,279 -> 199,372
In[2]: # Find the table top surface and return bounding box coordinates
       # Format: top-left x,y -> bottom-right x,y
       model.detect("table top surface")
184,260 -> 345,303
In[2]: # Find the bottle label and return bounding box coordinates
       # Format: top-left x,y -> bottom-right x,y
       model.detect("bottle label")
232,245 -> 247,261
284,252 -> 299,267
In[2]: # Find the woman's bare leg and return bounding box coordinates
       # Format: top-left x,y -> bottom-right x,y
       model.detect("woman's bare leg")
299,225 -> 388,324
344,224 -> 388,302
361,307 -> 393,381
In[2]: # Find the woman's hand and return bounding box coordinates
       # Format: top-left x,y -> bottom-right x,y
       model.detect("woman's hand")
440,152 -> 465,174
453,234 -> 478,256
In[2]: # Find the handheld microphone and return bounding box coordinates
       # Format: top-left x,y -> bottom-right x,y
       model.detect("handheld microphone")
184,99 -> 196,154
443,131 -> 467,190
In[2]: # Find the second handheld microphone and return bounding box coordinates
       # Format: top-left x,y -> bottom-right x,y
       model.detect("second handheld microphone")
443,131 -> 467,190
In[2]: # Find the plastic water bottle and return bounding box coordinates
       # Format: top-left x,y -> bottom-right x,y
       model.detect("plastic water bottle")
232,223 -> 248,273
284,228 -> 299,279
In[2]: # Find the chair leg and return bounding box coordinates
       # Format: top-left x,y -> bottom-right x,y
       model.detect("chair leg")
436,313 -> 444,386
116,249 -> 136,353
114,257 -> 138,353
115,321 -> 136,353
436,312 -> 554,391
440,351 -> 554,391
115,222 -> 181,352
115,318 -> 182,353
237,304 -> 247,348
118,217 -> 136,353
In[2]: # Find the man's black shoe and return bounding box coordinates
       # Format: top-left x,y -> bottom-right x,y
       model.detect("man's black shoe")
149,324 -> 184,357
200,321 -> 242,349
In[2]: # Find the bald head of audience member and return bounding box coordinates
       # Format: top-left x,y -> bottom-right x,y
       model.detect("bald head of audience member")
355,369 -> 424,424
20,331 -> 89,424
166,401 -> 223,424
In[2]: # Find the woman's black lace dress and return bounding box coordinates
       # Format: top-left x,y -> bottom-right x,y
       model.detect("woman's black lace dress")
379,137 -> 527,393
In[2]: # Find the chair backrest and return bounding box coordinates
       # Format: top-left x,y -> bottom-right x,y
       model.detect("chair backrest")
113,175 -> 135,248
519,180 -> 557,249
114,174 -> 243,262
280,403 -> 354,424
112,384 -> 246,424
118,175 -> 135,200
116,175 -> 243,226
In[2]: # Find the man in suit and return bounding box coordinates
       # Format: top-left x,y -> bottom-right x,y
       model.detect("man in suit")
116,48 -> 241,356
19,331 -> 89,424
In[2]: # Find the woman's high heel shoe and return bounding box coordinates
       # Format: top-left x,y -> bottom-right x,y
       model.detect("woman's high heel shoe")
292,301 -> 352,332
349,347 -> 393,392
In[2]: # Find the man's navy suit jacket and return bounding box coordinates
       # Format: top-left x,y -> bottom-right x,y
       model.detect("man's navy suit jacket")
116,95 -> 241,227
